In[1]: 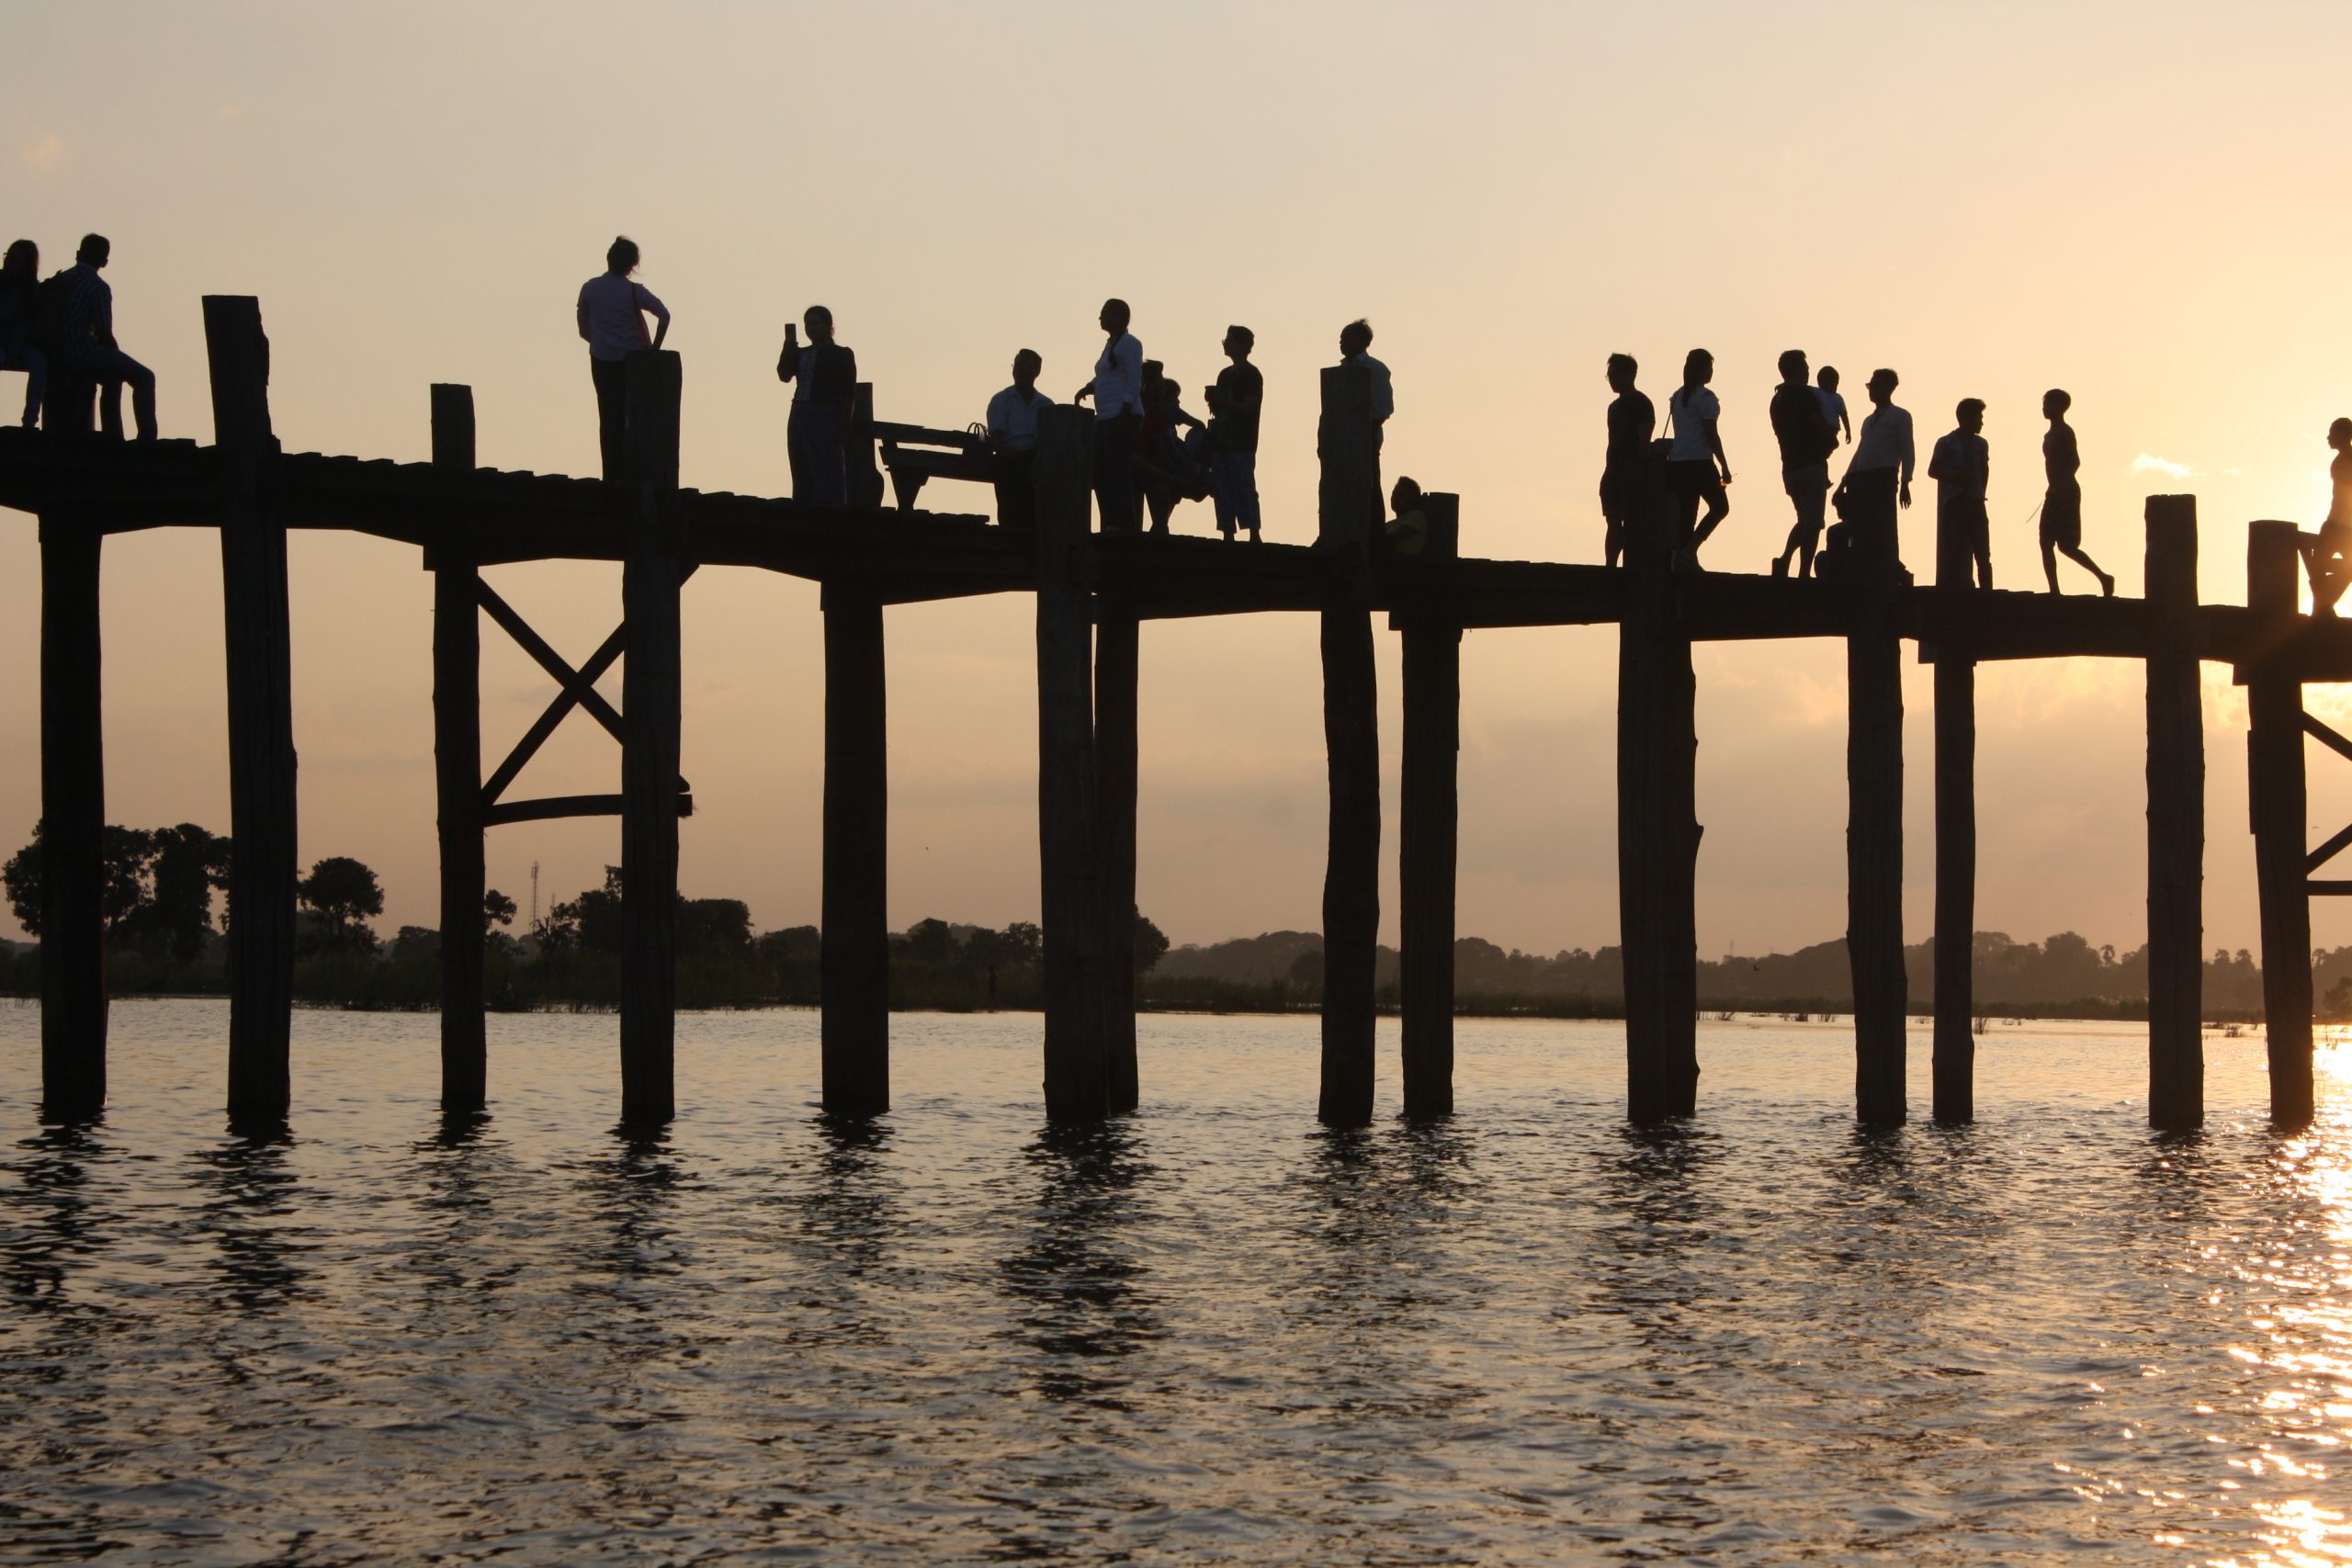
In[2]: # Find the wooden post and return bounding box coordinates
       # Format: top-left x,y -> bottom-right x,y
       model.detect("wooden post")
1095,604 -> 1140,1113
206,296 -> 296,1123
39,513 -> 106,1119
820,585 -> 889,1116
1317,366 -> 1381,1127
1617,484 -> 1700,1121
1398,493 -> 1461,1119
1034,404 -> 1108,1120
2145,496 -> 2203,1130
1848,515 -> 1907,1125
619,348 -> 683,1127
431,384 -> 486,1114
2246,519 -> 2313,1127
1930,523 -> 1975,1124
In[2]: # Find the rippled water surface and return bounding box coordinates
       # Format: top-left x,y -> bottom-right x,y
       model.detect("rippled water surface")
5,1003 -> 2350,1564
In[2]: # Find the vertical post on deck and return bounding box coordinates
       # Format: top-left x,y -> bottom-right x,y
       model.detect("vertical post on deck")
1617,488 -> 1700,1122
431,384 -> 486,1114
1848,506 -> 1908,1125
1930,524 -> 1975,1123
2145,496 -> 2204,1130
1398,493 -> 1461,1119
1317,366 -> 1381,1127
1034,405 -> 1108,1119
619,348 -> 683,1127
820,584 -> 889,1116
1095,603 -> 1140,1113
39,513 -> 106,1119
207,296 -> 296,1123
2246,519 -> 2313,1128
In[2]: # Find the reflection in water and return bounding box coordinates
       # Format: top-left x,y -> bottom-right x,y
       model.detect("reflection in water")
998,1120 -> 1159,1406
4,1118 -> 112,1315
190,1123 -> 311,1313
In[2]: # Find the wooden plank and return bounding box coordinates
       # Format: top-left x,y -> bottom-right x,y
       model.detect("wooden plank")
481,793 -> 634,827
1317,365 -> 1381,1127
1095,605 -> 1140,1113
1034,405 -> 1109,1119
2306,880 -> 2352,897
2245,520 -> 2314,1127
1849,521 -> 1907,1127
431,385 -> 487,1115
2303,711 -> 2352,766
619,349 -> 683,1127
1398,496 -> 1462,1119
1931,639 -> 1975,1122
39,513 -> 107,1119
821,588 -> 890,1117
2144,496 -> 2204,1130
207,296 -> 297,1126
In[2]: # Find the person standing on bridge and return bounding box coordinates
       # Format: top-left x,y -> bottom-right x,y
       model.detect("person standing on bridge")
779,305 -> 857,506
1073,298 -> 1143,531
1928,399 -> 1993,590
1598,353 -> 1656,568
984,348 -> 1051,530
2304,418 -> 2352,615
1338,318 -> 1393,502
1834,368 -> 1913,570
1207,325 -> 1264,543
2038,388 -> 2112,596
1663,348 -> 1731,570
577,237 -> 670,481
1770,349 -> 1838,579
51,234 -> 155,441
0,241 -> 43,428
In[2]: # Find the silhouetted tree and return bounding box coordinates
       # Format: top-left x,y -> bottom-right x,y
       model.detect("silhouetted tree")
297,855 -> 385,953
484,888 -> 516,928
137,823 -> 231,963
3,820 -> 159,940
1135,912 -> 1170,978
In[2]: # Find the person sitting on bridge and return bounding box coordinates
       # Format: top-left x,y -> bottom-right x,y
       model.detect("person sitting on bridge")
1598,353 -> 1656,568
0,240 -> 44,428
1769,348 -> 1838,579
577,235 -> 670,481
778,304 -> 858,506
1384,475 -> 1429,558
1073,298 -> 1143,532
1832,367 -> 1912,571
984,348 -> 1051,530
1206,324 -> 1263,544
2038,388 -> 2112,596
1928,398 -> 1994,590
2305,416 -> 2352,615
51,234 -> 155,440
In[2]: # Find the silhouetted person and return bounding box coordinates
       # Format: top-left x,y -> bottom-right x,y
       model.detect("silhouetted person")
2039,388 -> 2111,596
1136,365 -> 1204,534
1834,367 -> 1912,570
576,235 -> 670,481
1599,353 -> 1656,568
1663,347 -> 1730,568
1385,475 -> 1429,558
1340,317 -> 1393,499
1207,324 -> 1263,543
0,240 -> 43,428
778,304 -> 857,506
1073,298 -> 1142,532
1928,398 -> 1993,589
53,234 -> 153,440
2308,418 -> 2352,615
985,348 -> 1051,530
1769,348 -> 1837,578
1816,365 -> 1852,446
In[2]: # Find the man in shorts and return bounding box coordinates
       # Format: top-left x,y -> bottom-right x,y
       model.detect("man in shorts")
2039,388 -> 2112,596
1769,348 -> 1837,578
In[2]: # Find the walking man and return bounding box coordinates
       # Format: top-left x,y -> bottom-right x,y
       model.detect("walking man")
984,348 -> 1051,529
54,234 -> 155,440
2039,388 -> 2113,595
1928,399 -> 1993,589
1073,299 -> 1143,531
1598,353 -> 1656,568
1207,324 -> 1263,542
576,235 -> 670,481
1769,349 -> 1837,578
1834,367 -> 1914,570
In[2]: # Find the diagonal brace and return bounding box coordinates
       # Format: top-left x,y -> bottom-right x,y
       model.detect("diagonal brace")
482,622 -> 626,807
2302,711 -> 2352,765
479,580 -> 627,745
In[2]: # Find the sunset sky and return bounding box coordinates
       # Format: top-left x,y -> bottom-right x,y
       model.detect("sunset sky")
4,1 -> 2350,962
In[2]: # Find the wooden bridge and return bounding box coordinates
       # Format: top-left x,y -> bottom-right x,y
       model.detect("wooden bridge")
4,298 -> 2343,1132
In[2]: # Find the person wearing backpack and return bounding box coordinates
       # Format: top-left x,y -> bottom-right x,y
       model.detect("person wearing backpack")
0,240 -> 42,428
49,234 -> 155,440
1769,348 -> 1838,578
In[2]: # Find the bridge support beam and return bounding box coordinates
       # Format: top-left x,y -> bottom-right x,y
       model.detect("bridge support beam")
1398,494 -> 1462,1120
619,348 -> 683,1127
40,513 -> 106,1119
1849,535 -> 1908,1126
2247,519 -> 2313,1128
821,586 -> 889,1116
1035,405 -> 1109,1120
1930,528 -> 1975,1124
2145,496 -> 2204,1130
431,384 -> 487,1115
1096,604 -> 1140,1113
208,296 -> 297,1126
1317,367 -> 1381,1127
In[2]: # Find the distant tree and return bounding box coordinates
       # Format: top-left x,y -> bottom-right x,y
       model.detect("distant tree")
139,824 -> 231,963
1001,920 -> 1042,967
902,918 -> 960,964
678,897 -> 753,960
3,820 -> 159,940
1134,911 -> 1170,978
484,888 -> 517,928
390,925 -> 441,963
757,925 -> 820,964
546,867 -> 625,954
298,856 -> 385,953
1287,947 -> 1325,1000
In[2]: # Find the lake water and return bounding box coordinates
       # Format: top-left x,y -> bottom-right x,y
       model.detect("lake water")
3,1002 -> 2347,1565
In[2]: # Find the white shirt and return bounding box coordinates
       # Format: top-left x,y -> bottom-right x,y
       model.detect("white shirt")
1666,385 -> 1719,463
986,385 -> 1053,452
1848,403 -> 1917,483
1090,333 -> 1142,421
1343,351 -> 1395,423
578,272 -> 668,363
1815,388 -> 1847,434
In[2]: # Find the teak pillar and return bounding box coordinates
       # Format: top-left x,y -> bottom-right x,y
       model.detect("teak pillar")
2144,496 -> 2204,1130
1617,486 -> 1700,1122
2246,519 -> 2313,1128
1095,602 -> 1140,1113
1317,366 -> 1381,1128
207,296 -> 297,1124
1034,405 -> 1109,1120
820,584 -> 889,1116
40,511 -> 106,1119
619,349 -> 683,1126
1398,493 -> 1461,1119
1848,513 -> 1907,1126
431,384 -> 487,1114
1929,522 -> 1975,1123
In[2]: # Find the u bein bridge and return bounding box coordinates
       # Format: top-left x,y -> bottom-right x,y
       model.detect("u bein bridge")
3,298 -> 2346,1134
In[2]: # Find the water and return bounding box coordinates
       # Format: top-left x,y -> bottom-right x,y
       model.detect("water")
2,1002 -> 2347,1565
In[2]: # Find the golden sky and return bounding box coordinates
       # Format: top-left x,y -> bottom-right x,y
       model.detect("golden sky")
3,1 -> 2349,958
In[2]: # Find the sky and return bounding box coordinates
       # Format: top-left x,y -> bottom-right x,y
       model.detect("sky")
3,0 -> 2351,961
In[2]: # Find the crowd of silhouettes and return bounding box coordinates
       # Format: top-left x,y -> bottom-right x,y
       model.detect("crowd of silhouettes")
1,232 -> 156,439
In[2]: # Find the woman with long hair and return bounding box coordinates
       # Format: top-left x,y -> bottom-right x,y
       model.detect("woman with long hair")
0,239 -> 45,427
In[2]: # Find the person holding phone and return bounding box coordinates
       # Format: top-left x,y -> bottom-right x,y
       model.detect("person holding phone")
778,304 -> 858,506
